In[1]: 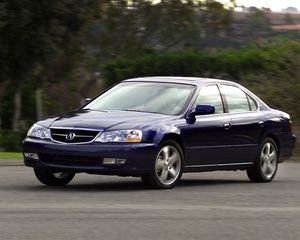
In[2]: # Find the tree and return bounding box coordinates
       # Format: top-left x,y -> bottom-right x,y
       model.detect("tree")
244,7 -> 272,40
0,0 -> 100,130
87,0 -> 234,62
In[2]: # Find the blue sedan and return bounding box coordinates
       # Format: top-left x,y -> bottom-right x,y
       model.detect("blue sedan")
23,77 -> 296,189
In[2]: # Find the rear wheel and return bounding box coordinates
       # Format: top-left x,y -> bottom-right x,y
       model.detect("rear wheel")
247,138 -> 278,182
34,167 -> 75,186
141,140 -> 183,189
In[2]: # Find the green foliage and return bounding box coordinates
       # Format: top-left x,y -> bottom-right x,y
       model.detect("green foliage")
0,152 -> 23,160
0,130 -> 26,152
0,0 -> 101,80
0,0 -> 101,131
0,86 -> 14,129
88,0 -> 233,62
245,7 -> 272,37
102,40 -> 300,119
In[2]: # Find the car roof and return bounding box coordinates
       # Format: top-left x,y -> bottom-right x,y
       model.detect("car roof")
122,76 -> 269,110
122,76 -> 234,86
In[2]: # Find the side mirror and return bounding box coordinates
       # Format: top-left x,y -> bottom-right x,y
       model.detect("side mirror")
80,98 -> 91,107
194,104 -> 215,115
186,104 -> 215,124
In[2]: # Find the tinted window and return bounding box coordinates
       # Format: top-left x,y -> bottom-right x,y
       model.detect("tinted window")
221,85 -> 250,113
196,85 -> 224,114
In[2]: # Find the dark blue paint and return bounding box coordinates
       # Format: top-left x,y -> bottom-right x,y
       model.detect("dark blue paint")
23,77 -> 296,175
195,105 -> 215,115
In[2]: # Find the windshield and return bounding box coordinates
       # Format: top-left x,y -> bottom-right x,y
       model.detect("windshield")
84,82 -> 195,115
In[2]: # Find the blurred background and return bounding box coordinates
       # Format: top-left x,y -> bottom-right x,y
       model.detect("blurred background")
0,0 -> 299,154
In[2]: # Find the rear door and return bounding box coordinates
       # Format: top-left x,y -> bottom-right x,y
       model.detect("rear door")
219,84 -> 265,163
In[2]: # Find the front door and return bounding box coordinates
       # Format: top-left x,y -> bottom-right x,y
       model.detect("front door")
187,114 -> 232,165
186,84 -> 232,166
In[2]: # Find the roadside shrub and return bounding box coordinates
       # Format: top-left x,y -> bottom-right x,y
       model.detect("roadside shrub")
0,130 -> 26,152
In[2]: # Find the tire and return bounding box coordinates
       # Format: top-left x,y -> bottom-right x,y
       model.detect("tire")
141,140 -> 183,189
34,167 -> 75,186
247,138 -> 278,183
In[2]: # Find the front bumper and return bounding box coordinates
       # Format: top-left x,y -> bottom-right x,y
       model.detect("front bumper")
23,137 -> 157,175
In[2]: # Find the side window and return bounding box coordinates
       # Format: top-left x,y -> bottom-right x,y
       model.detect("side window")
195,85 -> 224,114
221,85 -> 250,113
247,95 -> 258,111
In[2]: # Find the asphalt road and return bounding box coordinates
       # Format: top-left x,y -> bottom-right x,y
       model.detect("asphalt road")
0,161 -> 300,240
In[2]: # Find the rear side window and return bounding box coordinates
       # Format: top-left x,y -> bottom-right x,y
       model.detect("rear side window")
195,85 -> 224,114
221,85 -> 250,113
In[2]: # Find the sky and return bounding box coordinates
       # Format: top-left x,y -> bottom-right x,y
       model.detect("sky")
219,0 -> 300,11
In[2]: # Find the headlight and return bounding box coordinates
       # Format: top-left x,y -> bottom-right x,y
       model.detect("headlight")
27,124 -> 50,139
95,130 -> 142,143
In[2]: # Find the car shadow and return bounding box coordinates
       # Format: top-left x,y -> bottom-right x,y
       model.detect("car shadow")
19,178 -> 251,192
178,178 -> 250,187
26,180 -> 146,192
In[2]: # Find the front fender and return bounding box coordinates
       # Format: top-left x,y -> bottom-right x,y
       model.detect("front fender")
151,125 -> 181,146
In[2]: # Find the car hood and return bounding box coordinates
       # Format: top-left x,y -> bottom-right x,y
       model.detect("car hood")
37,109 -> 175,131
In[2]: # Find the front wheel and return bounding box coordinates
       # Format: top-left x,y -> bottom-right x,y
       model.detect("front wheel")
247,138 -> 278,182
141,140 -> 183,189
34,167 -> 75,186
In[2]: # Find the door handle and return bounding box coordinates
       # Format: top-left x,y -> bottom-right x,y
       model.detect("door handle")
258,121 -> 264,127
224,123 -> 231,130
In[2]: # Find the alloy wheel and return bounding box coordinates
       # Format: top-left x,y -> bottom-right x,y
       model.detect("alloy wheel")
155,145 -> 181,185
260,142 -> 277,180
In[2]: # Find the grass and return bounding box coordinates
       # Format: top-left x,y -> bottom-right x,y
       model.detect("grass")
0,152 -> 23,160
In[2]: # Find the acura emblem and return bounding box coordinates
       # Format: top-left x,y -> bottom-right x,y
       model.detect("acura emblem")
66,132 -> 76,141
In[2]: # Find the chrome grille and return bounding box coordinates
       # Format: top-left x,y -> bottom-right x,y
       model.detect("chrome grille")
50,128 -> 100,143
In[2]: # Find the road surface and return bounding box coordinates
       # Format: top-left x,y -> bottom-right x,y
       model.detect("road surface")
0,161 -> 299,240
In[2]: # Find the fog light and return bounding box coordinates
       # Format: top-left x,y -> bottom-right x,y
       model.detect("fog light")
24,152 -> 39,160
103,158 -> 126,165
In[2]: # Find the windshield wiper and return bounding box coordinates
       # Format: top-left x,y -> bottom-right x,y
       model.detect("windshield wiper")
121,109 -> 162,114
83,109 -> 108,112
121,109 -> 146,112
